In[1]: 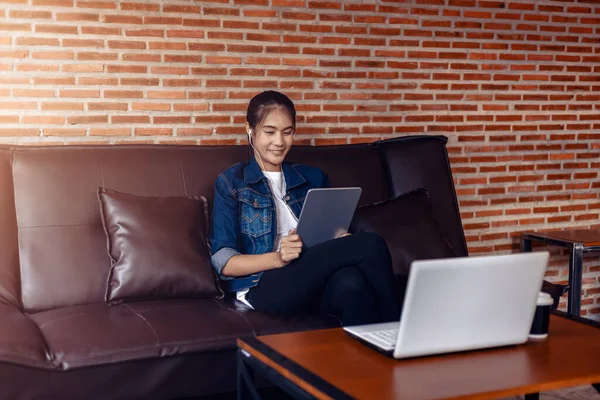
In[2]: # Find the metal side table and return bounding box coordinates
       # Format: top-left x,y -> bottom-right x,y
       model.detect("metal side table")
521,229 -> 600,317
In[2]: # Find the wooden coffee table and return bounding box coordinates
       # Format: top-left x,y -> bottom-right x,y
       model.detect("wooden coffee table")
521,229 -> 600,317
238,312 -> 600,400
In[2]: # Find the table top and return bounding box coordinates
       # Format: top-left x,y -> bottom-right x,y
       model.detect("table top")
523,229 -> 600,247
239,314 -> 600,400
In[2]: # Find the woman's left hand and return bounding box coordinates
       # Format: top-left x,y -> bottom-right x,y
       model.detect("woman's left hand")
278,229 -> 303,266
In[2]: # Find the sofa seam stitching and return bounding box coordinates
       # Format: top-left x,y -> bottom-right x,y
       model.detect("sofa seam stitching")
99,155 -> 105,189
212,298 -> 256,336
52,344 -> 166,363
179,157 -> 188,196
123,303 -> 161,347
25,314 -> 58,368
9,149 -> 25,312
36,311 -> 90,329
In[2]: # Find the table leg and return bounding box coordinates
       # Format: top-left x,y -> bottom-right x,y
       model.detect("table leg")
237,349 -> 262,400
520,237 -> 532,253
236,347 -> 318,400
568,243 -> 584,317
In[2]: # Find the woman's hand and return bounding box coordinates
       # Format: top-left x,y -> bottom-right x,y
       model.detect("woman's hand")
277,228 -> 303,267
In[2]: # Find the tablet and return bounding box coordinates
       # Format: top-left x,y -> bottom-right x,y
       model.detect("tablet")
296,187 -> 362,248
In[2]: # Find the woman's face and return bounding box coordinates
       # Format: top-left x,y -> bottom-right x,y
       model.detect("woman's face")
248,108 -> 294,172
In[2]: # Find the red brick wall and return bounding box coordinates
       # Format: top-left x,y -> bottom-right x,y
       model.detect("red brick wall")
0,0 -> 599,313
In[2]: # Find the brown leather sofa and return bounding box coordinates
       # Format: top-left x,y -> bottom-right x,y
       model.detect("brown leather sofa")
0,135 -> 552,399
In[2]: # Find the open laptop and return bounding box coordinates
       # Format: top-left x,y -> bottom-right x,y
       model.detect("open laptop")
344,252 -> 549,359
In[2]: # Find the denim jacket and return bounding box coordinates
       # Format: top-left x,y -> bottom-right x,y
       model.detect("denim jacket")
210,156 -> 330,292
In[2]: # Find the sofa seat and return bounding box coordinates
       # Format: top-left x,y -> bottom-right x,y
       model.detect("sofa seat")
30,298 -> 342,371
30,299 -> 254,370
0,304 -> 50,369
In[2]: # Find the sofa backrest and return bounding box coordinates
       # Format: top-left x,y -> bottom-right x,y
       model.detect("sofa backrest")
12,146 -> 250,312
287,143 -> 389,207
0,147 -> 20,308
374,136 -> 468,256
9,143 -> 393,312
0,136 -> 466,312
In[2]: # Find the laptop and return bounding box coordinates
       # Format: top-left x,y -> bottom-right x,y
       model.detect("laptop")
344,252 -> 549,359
296,187 -> 362,248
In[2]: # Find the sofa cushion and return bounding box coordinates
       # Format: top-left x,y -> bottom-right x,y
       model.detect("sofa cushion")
124,298 -> 255,354
31,300 -> 253,370
374,136 -> 468,256
353,188 -> 458,276
0,304 -> 51,369
31,302 -> 159,369
98,188 -> 218,305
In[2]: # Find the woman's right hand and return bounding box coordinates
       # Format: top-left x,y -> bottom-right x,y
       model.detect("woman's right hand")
277,228 -> 303,267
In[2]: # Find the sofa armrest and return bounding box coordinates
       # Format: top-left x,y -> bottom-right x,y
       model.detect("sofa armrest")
0,303 -> 52,369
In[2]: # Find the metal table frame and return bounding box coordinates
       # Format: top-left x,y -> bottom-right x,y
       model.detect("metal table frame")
521,232 -> 600,317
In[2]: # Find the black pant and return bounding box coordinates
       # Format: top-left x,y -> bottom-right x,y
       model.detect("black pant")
247,232 -> 399,326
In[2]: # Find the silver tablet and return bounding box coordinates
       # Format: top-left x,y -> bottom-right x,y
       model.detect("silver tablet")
296,187 -> 362,248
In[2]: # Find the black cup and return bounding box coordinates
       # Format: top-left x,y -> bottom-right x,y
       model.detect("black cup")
529,292 -> 553,339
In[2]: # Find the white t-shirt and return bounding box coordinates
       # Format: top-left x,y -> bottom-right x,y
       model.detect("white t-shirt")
236,171 -> 298,309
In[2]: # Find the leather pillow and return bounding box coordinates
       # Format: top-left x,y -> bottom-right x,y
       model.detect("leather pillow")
352,188 -> 458,277
98,188 -> 218,305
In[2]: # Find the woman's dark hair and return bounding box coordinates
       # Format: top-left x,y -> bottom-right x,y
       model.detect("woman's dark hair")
246,90 -> 296,132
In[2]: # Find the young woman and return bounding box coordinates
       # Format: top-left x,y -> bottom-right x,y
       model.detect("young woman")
210,90 -> 399,326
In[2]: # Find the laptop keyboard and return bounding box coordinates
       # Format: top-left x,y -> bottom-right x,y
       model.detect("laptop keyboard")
364,329 -> 398,348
